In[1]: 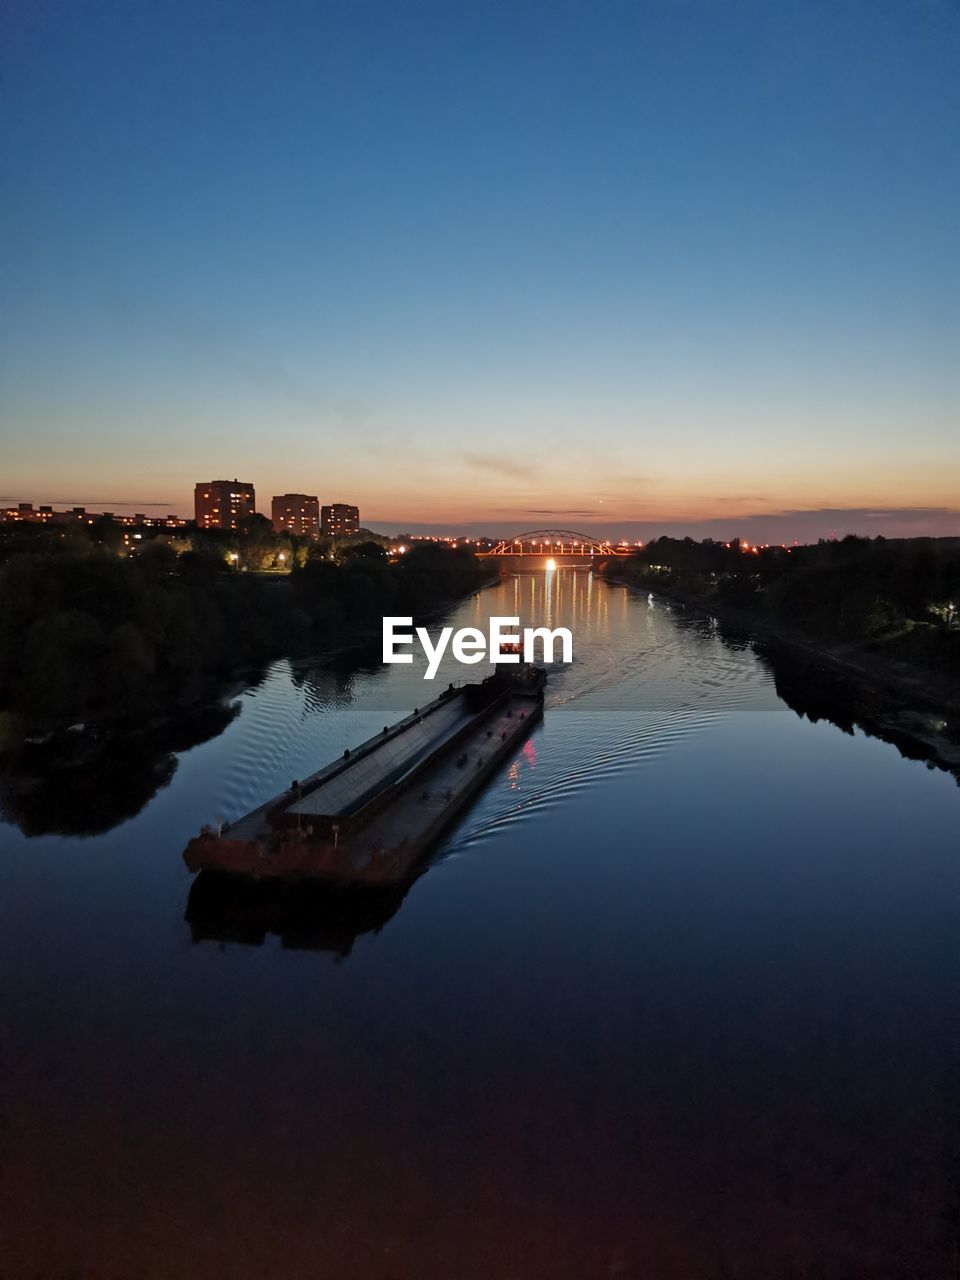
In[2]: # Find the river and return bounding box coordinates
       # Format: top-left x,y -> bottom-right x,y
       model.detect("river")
1,571 -> 956,1279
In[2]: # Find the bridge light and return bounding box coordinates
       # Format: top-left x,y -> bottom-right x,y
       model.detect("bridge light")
546,558 -> 556,571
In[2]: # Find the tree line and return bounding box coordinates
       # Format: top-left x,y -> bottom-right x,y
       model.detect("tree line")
604,534 -> 960,675
0,527 -> 490,741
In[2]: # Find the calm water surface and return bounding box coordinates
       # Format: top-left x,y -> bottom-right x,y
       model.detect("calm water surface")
2,573 -> 957,1279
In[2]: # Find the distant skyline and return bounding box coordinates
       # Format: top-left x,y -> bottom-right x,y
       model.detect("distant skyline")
3,489 -> 958,544
2,1 -> 958,534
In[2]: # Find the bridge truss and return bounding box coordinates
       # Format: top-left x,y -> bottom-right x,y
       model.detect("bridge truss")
479,529 -> 633,557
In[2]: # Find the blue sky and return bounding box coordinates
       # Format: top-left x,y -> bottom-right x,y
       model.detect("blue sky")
2,0 -> 958,536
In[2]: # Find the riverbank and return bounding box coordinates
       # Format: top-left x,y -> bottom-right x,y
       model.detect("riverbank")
601,567 -> 960,782
0,544 -> 497,750
0,577 -> 497,759
0,568 -> 500,836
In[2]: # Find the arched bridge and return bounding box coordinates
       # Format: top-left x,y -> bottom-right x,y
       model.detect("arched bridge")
477,529 -> 633,565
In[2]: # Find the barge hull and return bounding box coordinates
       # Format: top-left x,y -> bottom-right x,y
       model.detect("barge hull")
184,670 -> 544,887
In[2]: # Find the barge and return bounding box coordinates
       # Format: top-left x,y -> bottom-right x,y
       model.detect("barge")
183,665 -> 545,887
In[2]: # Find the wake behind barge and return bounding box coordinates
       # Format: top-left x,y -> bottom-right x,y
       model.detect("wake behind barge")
183,666 -> 545,887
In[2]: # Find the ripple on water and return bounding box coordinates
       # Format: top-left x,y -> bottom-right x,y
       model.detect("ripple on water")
216,666 -> 318,818
208,578 -> 777,843
445,705 -> 723,853
439,587 -> 778,852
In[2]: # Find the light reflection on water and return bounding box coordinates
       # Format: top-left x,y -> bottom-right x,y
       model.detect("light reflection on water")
1,571 -> 957,1279
203,570 -> 779,834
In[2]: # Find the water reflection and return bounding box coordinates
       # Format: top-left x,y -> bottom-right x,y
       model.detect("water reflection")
180,583 -> 960,966
0,644 -> 390,841
2,572 -> 958,1278
2,574 -> 956,845
750,637 -> 960,786
0,701 -> 240,836
186,870 -> 413,958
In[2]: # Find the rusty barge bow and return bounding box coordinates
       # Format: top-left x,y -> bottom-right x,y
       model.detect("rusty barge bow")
183,665 -> 545,887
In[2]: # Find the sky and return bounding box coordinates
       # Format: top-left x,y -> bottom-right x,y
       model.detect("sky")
2,0 -> 958,539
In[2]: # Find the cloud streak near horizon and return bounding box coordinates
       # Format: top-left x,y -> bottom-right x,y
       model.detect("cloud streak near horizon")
367,507 -> 960,542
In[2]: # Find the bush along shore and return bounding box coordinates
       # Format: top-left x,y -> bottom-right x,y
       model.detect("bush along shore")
0,538 -> 494,749
599,535 -> 960,771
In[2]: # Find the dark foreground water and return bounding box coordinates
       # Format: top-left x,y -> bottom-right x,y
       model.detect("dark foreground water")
1,573 -> 957,1279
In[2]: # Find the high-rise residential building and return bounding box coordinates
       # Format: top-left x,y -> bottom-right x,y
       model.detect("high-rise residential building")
321,503 -> 359,537
194,479 -> 256,530
271,493 -> 320,537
